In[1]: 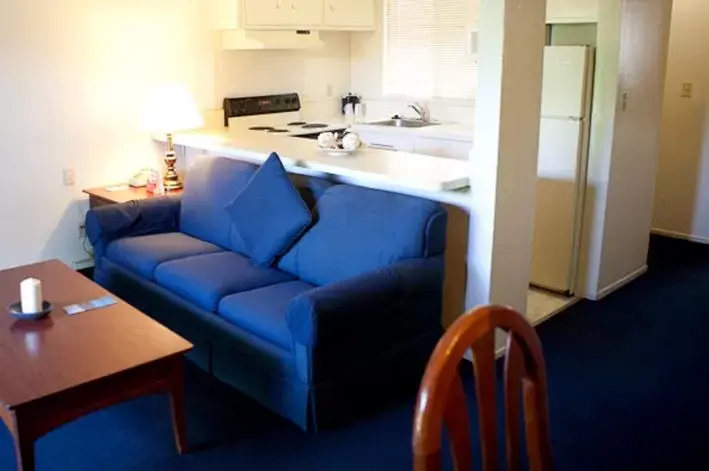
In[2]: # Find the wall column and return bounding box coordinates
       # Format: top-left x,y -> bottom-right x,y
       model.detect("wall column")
466,0 -> 547,313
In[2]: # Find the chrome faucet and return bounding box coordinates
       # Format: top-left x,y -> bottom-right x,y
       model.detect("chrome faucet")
409,102 -> 431,123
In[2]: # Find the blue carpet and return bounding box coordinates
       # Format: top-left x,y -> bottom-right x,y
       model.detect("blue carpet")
2,235 -> 708,470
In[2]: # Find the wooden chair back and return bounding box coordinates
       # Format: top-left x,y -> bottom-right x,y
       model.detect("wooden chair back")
413,305 -> 553,471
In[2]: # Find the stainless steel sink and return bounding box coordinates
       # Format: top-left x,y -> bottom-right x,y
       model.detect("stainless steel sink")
367,119 -> 440,128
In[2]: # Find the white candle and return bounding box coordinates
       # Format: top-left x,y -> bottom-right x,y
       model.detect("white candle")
20,278 -> 42,314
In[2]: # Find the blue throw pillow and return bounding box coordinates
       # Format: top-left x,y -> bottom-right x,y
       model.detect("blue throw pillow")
226,153 -> 312,266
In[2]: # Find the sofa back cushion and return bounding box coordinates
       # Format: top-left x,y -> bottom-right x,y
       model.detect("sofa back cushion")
278,185 -> 447,286
181,156 -> 257,250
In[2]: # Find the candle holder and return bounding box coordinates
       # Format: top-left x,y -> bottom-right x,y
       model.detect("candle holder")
7,301 -> 53,321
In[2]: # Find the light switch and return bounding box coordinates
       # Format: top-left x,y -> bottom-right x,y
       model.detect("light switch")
621,92 -> 629,112
63,168 -> 75,187
681,82 -> 693,99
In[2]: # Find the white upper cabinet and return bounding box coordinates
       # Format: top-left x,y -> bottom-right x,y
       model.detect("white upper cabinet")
290,0 -> 324,27
212,0 -> 373,31
323,0 -> 375,30
546,0 -> 598,23
243,0 -> 293,27
244,0 -> 323,28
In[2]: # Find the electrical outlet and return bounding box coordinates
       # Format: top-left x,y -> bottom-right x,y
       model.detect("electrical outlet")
78,224 -> 86,239
621,92 -> 629,112
681,82 -> 693,99
326,84 -> 333,98
63,168 -> 75,187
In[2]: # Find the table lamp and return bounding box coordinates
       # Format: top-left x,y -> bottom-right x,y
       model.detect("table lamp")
142,84 -> 204,191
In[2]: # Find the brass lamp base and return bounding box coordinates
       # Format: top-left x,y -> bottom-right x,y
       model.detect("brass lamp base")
164,133 -> 183,191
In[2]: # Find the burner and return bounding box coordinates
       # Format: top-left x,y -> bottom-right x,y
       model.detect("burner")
267,128 -> 290,133
249,126 -> 275,131
302,123 -> 329,129
287,121 -> 307,126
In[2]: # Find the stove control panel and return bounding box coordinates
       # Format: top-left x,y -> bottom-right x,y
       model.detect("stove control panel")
223,93 -> 301,126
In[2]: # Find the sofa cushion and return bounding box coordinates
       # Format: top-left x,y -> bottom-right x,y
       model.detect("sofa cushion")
154,251 -> 296,312
279,185 -> 447,286
106,232 -> 223,280
218,280 -> 315,351
227,153 -> 312,266
181,156 -> 258,251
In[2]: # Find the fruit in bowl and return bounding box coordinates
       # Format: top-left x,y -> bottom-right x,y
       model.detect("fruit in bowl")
317,132 -> 338,148
317,131 -> 361,153
342,133 -> 361,151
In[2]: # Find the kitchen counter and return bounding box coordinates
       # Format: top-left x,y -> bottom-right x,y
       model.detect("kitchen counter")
157,128 -> 472,207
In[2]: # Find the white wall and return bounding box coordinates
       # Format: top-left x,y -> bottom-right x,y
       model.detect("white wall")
652,0 -> 709,241
0,1 -> 351,270
215,32 -> 352,119
349,0 -> 478,124
579,0 -> 672,297
467,0 -> 546,315
0,0 -> 214,269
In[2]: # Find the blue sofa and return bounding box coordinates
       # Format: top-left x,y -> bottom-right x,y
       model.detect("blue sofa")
86,156 -> 447,430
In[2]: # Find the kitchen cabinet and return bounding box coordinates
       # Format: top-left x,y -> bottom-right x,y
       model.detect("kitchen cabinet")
413,137 -> 471,161
291,0 -> 324,27
243,0 -> 292,27
546,0 -> 598,23
213,0 -> 372,32
357,130 -> 472,161
357,131 -> 415,153
323,0 -> 375,30
242,0 -> 323,28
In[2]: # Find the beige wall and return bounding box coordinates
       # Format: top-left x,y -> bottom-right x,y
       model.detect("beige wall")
0,0 -> 215,269
652,0 -> 709,241
578,0 -> 672,298
0,1 -> 352,269
597,0 -> 672,292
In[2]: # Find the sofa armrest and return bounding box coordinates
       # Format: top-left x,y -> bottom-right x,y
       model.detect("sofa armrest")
86,196 -> 181,259
286,257 -> 444,348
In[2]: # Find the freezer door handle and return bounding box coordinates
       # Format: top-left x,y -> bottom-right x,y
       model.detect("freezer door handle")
540,115 -> 584,122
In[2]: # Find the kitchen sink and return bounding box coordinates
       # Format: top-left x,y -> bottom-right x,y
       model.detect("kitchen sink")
367,118 -> 440,128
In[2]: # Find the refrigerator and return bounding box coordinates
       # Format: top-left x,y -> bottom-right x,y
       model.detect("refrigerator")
530,45 -> 595,295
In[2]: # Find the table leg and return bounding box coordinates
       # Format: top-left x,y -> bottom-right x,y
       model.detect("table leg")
168,359 -> 187,454
12,415 -> 35,471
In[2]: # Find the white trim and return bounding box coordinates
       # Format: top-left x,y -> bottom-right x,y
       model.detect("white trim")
651,228 -> 709,244
593,265 -> 648,300
529,297 -> 582,327
72,258 -> 95,270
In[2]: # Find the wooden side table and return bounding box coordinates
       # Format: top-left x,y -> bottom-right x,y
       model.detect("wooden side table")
83,186 -> 183,209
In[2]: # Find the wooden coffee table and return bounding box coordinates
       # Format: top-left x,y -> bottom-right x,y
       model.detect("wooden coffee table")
0,260 -> 193,470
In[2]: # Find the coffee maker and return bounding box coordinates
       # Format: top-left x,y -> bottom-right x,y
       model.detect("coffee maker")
341,93 -> 362,115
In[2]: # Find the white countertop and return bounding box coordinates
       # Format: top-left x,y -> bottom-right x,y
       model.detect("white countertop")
352,121 -> 474,143
157,128 -> 471,207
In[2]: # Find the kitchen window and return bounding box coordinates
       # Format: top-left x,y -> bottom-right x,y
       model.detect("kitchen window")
383,0 -> 478,100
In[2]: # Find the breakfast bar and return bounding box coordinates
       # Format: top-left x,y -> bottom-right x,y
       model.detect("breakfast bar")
154,128 -> 472,326
156,128 -> 472,207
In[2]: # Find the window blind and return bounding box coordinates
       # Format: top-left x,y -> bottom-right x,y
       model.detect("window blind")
383,0 -> 477,100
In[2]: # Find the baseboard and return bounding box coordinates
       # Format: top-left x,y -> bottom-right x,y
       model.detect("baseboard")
594,265 -> 648,300
651,228 -> 709,244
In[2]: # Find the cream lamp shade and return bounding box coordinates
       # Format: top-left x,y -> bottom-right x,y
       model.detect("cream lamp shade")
141,84 -> 204,134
